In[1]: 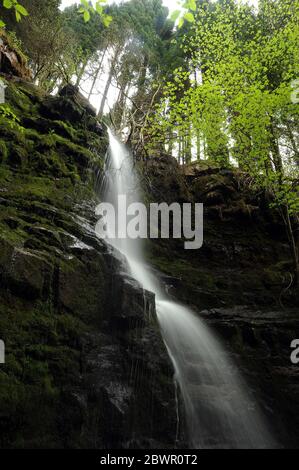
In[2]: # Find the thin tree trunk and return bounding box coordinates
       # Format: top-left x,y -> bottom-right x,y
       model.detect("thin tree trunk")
88,46 -> 108,101
286,122 -> 299,166
178,134 -> 182,165
98,64 -> 114,118
115,80 -> 131,128
196,131 -> 201,161
185,124 -> 192,164
98,47 -> 120,118
75,59 -> 88,87
168,131 -> 174,157
270,119 -> 283,173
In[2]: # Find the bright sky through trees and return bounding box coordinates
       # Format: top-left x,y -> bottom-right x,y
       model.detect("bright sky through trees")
59,0 -> 259,114
60,0 -> 259,12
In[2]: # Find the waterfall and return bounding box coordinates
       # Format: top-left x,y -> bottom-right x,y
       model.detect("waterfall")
96,129 -> 274,449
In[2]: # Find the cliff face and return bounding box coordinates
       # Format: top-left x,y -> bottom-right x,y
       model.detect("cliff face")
143,155 -> 297,309
0,79 -> 177,449
141,156 -> 299,448
0,74 -> 298,448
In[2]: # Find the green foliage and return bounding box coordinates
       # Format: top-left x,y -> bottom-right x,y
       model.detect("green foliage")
0,0 -> 112,29
146,0 -> 299,280
0,103 -> 24,132
150,1 -> 299,192
170,0 -> 196,29
79,0 -> 112,27
0,0 -> 28,27
147,0 -> 299,280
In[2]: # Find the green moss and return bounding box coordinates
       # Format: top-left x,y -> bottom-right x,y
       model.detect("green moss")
0,288 -> 91,448
5,83 -> 36,117
0,120 -> 25,142
0,140 -> 8,162
8,144 -> 28,168
147,250 -> 215,290
29,150 -> 70,177
0,78 -> 109,448
52,120 -> 77,141
54,133 -> 95,162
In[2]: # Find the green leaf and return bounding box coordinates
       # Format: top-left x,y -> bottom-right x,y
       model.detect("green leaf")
0,20 -> 5,28
80,0 -> 89,7
102,14 -> 112,27
184,12 -> 195,23
83,10 -> 90,22
15,4 -> 29,16
15,11 -> 21,22
187,0 -> 197,11
3,0 -> 13,9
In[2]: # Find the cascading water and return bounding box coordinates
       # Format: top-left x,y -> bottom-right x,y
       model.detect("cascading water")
96,129 -> 275,449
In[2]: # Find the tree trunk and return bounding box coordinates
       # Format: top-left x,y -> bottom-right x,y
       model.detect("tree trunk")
184,123 -> 192,164
270,119 -> 283,173
114,79 -> 131,129
196,131 -> 201,161
286,122 -> 299,166
88,46 -> 108,101
178,134 -> 182,165
98,47 -> 120,118
75,59 -> 88,87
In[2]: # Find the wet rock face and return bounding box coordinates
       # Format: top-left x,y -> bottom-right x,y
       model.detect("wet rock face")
110,274 -> 156,329
141,155 -> 190,204
0,82 -> 177,449
58,250 -> 108,324
0,237 -> 54,300
79,294 -> 177,449
144,158 -> 297,309
143,157 -> 299,447
199,307 -> 299,448
54,246 -> 177,450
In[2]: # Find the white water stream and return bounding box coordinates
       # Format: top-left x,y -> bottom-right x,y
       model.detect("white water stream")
96,129 -> 274,449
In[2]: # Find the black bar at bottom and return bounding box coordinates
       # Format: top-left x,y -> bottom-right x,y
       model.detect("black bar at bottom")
0,449 -> 291,466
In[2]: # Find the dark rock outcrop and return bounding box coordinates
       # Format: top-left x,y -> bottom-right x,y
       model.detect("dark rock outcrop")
0,81 -> 177,449
142,155 -> 299,448
1,70 -> 298,449
0,31 -> 32,80
59,84 -> 97,118
143,157 -> 297,309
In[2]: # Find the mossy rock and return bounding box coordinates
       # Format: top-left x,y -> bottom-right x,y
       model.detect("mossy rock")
7,144 -> 28,168
0,140 -> 8,162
